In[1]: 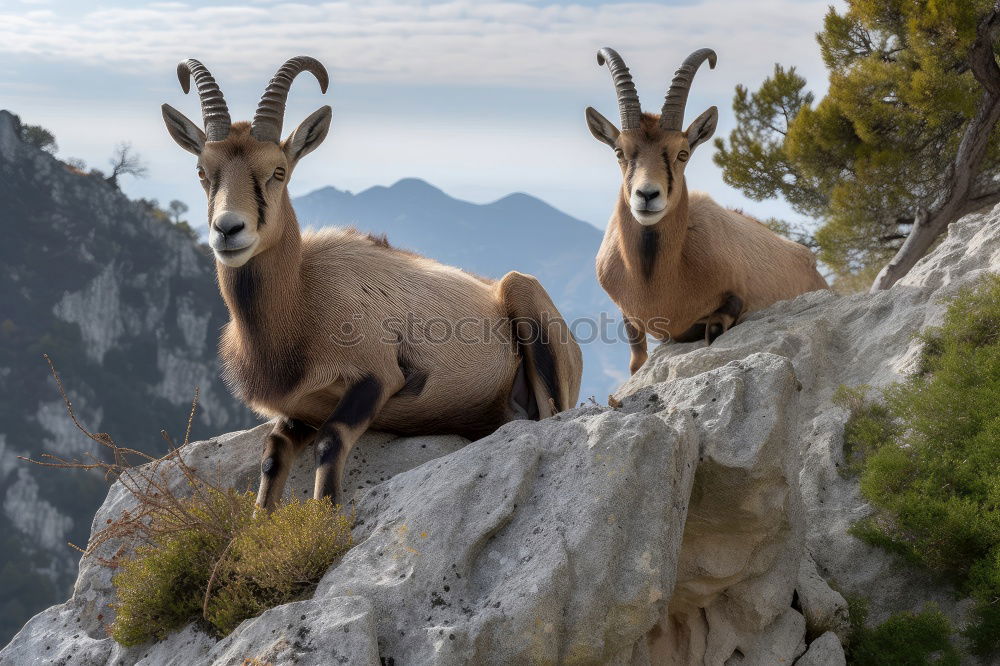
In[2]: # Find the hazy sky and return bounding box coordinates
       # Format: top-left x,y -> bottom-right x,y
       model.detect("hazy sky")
0,0 -> 838,230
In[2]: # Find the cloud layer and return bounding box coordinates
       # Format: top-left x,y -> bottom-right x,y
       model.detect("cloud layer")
1,1 -> 829,93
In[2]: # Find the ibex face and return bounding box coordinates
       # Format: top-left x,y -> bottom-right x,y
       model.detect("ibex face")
161,58 -> 332,267
586,48 -> 719,226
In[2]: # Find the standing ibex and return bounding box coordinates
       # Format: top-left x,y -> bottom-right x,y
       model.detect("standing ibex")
162,57 -> 582,510
586,48 -> 828,375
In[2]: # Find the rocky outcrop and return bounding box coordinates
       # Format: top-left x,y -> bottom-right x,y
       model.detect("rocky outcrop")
3,352 -> 807,665
3,166 -> 998,661
796,632 -> 846,666
617,201 -> 1000,633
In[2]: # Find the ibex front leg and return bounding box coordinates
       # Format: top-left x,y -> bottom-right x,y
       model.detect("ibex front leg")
703,292 -> 743,344
257,418 -> 317,512
624,316 -> 648,376
313,375 -> 399,507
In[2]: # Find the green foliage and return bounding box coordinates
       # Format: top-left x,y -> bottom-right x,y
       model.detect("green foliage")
845,596 -> 959,665
20,124 -> 57,153
837,274 -> 1000,658
715,1 -> 1000,283
760,216 -> 819,251
173,220 -> 198,240
832,385 -> 900,476
713,65 -> 827,217
111,490 -> 352,645
964,597 -> 1000,658
204,497 -> 354,636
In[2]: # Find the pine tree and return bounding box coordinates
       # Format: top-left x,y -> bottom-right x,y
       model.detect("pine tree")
715,0 -> 1000,289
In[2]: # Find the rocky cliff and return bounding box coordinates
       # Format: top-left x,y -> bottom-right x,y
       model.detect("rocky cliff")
3,181 -> 998,663
0,111 -> 255,644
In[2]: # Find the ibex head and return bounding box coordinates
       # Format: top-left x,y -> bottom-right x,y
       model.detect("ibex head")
586,48 -> 718,226
161,57 -> 331,267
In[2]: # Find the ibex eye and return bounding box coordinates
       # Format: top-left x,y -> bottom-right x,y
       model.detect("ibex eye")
614,148 -> 625,160
197,166 -> 207,180
677,150 -> 690,162
272,166 -> 286,182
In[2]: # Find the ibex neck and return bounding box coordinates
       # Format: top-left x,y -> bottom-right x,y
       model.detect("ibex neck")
217,194 -> 304,341
615,187 -> 689,282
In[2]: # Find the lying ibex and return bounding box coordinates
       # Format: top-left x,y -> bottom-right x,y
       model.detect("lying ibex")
586,47 -> 828,375
162,57 -> 582,510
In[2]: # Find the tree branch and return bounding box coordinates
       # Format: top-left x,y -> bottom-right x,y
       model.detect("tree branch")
870,3 -> 1000,291
971,4 -> 1000,95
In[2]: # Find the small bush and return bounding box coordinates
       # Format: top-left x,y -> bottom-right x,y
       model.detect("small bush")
111,491 -> 352,645
20,123 -> 57,153
19,359 -> 352,647
845,597 -> 959,665
837,274 -> 1000,659
204,496 -> 353,636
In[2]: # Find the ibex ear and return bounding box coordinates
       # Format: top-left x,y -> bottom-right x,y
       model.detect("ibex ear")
282,106 -> 332,165
685,106 -> 718,153
586,107 -> 620,148
161,104 -> 205,155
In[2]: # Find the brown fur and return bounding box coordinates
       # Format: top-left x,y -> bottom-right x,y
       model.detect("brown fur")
173,124 -> 583,509
594,115 -> 828,374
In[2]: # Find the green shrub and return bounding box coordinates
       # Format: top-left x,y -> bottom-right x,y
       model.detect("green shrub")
831,385 -> 900,477
24,364 -> 353,646
845,597 -> 959,665
204,497 -> 354,636
837,274 -> 1000,659
111,489 -> 352,645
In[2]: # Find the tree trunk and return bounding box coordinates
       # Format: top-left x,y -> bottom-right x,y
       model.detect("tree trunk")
870,4 -> 1000,292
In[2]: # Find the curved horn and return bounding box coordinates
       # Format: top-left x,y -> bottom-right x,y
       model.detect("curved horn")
251,56 -> 329,143
596,47 -> 642,132
660,48 -> 717,130
176,59 -> 232,142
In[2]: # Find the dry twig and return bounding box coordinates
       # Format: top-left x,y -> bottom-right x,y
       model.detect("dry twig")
19,355 -> 215,560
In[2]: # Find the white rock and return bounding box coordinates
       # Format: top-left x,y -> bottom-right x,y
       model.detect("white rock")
52,263 -> 124,364
1,354 -> 804,665
617,204 -> 1000,627
630,354 -> 805,665
4,199 -> 999,664
795,631 -> 846,666
797,554 -> 849,642
205,596 -> 380,666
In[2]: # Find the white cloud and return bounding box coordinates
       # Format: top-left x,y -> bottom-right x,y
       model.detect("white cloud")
0,0 -> 830,93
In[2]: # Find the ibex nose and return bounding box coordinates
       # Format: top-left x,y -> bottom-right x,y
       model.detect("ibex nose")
636,187 -> 661,202
213,212 -> 246,237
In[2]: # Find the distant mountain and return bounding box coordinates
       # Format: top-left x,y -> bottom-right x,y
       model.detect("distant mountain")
0,110 -> 256,644
294,179 -> 626,399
